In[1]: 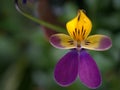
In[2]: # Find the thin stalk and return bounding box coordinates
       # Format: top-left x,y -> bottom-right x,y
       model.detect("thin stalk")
15,0 -> 66,33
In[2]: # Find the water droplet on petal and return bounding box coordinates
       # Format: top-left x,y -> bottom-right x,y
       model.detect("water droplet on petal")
83,18 -> 87,23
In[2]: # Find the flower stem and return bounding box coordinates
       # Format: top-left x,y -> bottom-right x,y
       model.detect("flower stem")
15,0 -> 66,33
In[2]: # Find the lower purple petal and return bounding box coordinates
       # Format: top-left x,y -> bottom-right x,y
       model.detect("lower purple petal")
78,50 -> 101,89
54,50 -> 78,86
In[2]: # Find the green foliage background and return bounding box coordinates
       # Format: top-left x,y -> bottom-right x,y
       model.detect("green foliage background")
0,0 -> 120,90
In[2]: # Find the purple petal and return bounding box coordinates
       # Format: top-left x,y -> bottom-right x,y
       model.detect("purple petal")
78,50 -> 101,89
54,50 -> 78,86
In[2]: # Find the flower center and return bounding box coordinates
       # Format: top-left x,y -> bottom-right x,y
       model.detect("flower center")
73,40 -> 81,50
72,26 -> 86,42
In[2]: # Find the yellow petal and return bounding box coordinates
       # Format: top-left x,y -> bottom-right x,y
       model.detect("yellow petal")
50,34 -> 76,49
66,10 -> 92,42
81,35 -> 112,51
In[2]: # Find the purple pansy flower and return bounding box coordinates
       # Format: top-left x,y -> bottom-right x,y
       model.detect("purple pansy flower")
49,10 -> 112,89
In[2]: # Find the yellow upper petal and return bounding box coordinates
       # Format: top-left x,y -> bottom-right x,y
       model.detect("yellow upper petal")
66,10 -> 92,42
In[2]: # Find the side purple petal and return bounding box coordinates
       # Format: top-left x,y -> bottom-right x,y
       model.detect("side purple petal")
49,34 -> 76,49
54,50 -> 78,86
82,35 -> 112,51
98,36 -> 112,50
78,50 -> 101,89
50,34 -> 64,48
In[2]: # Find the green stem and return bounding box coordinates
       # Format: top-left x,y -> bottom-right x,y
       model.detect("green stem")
22,12 -> 66,33
15,0 -> 66,33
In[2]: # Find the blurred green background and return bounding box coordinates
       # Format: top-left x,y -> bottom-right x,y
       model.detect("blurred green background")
0,0 -> 120,90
